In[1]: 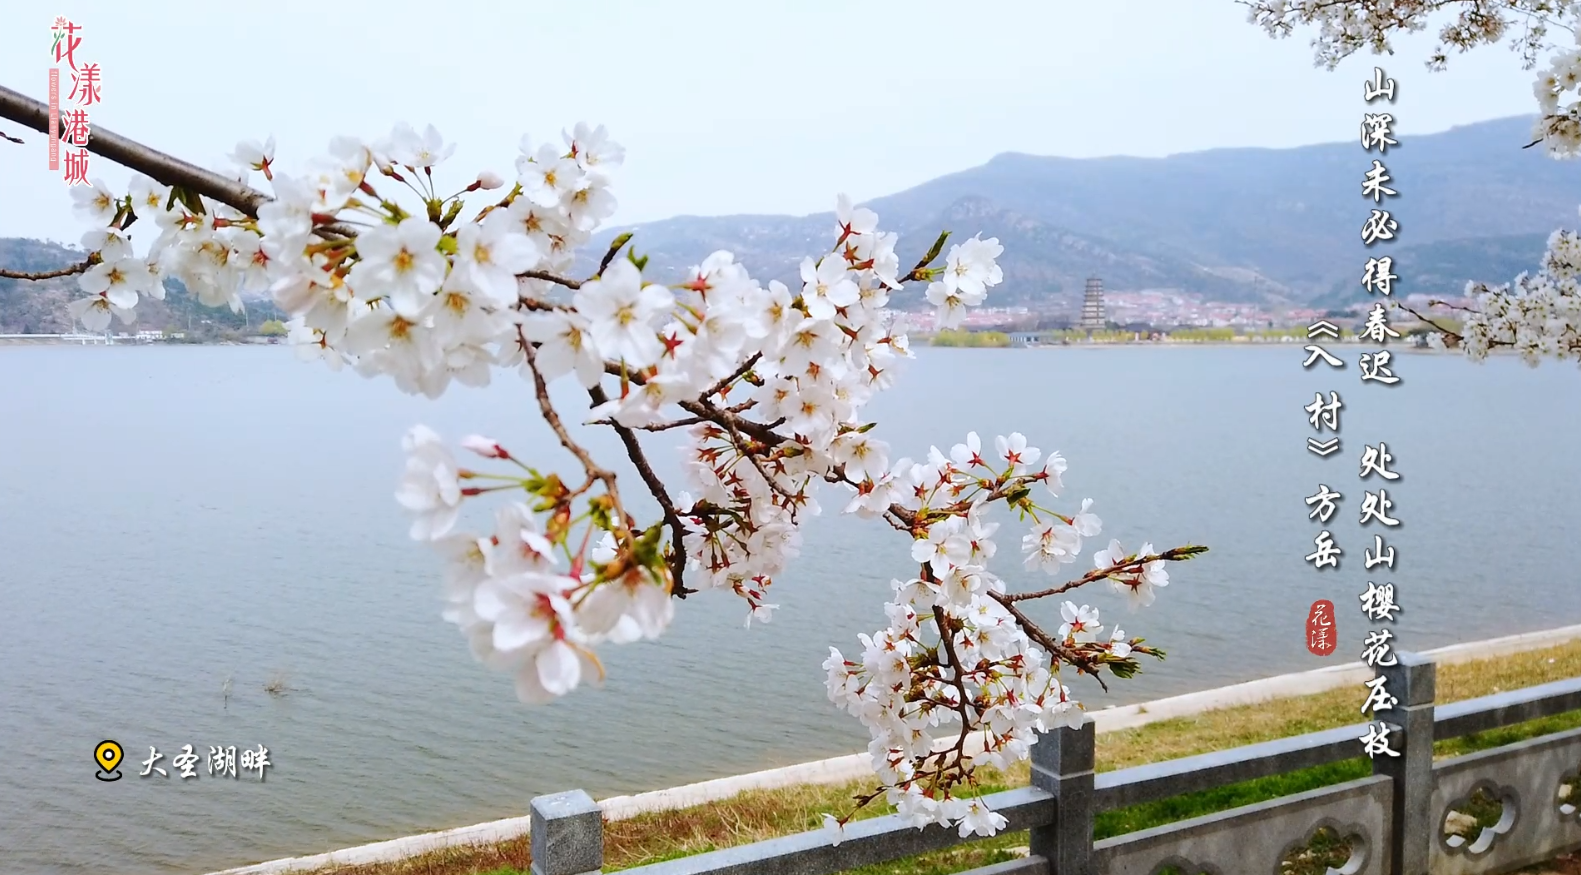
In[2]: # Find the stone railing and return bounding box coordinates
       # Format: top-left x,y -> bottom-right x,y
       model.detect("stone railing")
526,653 -> 1581,875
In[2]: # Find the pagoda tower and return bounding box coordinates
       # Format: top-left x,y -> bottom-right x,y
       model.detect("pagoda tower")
1079,277 -> 1106,329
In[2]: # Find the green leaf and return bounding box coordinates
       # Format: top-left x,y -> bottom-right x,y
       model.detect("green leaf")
632,521 -> 665,567
1108,659 -> 1140,680
920,230 -> 951,267
177,186 -> 206,216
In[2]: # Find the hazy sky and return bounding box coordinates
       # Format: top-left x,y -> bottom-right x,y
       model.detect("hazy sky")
0,1 -> 1544,246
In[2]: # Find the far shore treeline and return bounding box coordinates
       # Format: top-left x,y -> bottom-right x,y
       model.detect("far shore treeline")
925,320 -> 1461,347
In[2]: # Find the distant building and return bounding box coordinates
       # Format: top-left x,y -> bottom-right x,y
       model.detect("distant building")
1009,332 -> 1041,347
1080,277 -> 1106,329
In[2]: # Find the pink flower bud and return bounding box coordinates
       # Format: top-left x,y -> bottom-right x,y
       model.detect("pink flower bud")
461,435 -> 509,459
475,171 -> 505,190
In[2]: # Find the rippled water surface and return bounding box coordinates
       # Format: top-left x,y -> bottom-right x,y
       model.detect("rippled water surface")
2,344 -> 1578,874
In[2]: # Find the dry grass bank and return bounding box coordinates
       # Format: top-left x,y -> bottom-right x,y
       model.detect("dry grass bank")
288,640 -> 1581,875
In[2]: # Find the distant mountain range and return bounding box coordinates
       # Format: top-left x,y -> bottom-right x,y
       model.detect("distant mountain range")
0,238 -> 283,336
573,115 -> 1574,308
3,114 -> 1575,332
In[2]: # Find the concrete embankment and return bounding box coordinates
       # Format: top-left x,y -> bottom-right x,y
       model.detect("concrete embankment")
208,623 -> 1581,875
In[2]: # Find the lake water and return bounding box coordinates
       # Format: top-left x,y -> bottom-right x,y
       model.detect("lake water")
2,343 -> 1578,875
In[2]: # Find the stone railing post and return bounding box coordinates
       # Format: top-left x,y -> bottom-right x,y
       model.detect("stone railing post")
530,789 -> 604,875
1030,714 -> 1096,874
1372,651 -> 1435,875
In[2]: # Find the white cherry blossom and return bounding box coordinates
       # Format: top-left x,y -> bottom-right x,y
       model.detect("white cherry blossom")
70,178 -> 117,225
574,260 -> 674,368
350,218 -> 448,317
396,425 -> 463,540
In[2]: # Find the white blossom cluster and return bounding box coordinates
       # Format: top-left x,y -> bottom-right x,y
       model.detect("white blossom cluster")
398,427 -> 673,703
1459,223 -> 1581,364
1244,0 -> 1581,368
1242,0 -> 1575,72
56,123 -> 1191,838
821,431 -> 1171,839
1462,20 -> 1581,366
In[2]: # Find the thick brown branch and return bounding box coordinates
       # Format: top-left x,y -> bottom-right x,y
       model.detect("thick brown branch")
0,84 -> 269,218
0,259 -> 92,280
880,509 -> 910,532
0,84 -> 356,240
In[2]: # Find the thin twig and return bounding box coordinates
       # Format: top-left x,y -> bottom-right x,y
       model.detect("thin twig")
1394,300 -> 1465,340
520,337 -> 632,541
703,352 -> 761,400
677,398 -> 786,446
1424,298 -> 1480,314
596,232 -> 632,277
989,591 -> 1105,688
519,269 -> 582,290
1003,545 -> 1208,603
586,385 -> 696,597
589,398 -> 759,432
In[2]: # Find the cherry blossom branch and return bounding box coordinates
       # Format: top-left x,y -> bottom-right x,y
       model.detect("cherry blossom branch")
18,112 -> 1213,843
900,230 -> 952,284
931,602 -> 978,754
1238,0 -> 1578,70
587,399 -> 760,432
0,84 -> 365,248
520,339 -> 634,540
704,352 -> 762,401
987,592 -> 1110,690
514,235 -> 628,294
1393,300 -> 1467,342
678,398 -> 788,446
0,84 -> 271,217
586,384 -> 696,597
1423,298 -> 1482,314
717,421 -> 802,504
1003,545 -> 1208,603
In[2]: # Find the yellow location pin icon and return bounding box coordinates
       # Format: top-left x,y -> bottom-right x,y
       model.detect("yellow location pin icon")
95,740 -> 123,782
